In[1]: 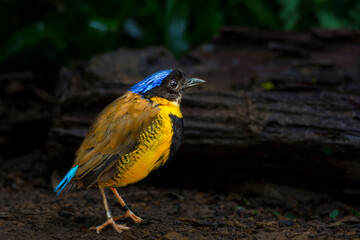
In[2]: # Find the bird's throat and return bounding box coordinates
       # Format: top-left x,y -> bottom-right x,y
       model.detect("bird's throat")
150,96 -> 183,118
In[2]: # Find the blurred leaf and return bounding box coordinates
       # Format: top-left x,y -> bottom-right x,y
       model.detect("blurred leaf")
348,2 -> 360,28
250,210 -> 259,215
123,19 -> 142,39
188,0 -> 222,45
243,0 -> 279,29
285,213 -> 297,219
234,206 -> 245,211
271,210 -> 281,216
242,197 -> 250,206
165,0 -> 190,56
1,21 -> 67,64
329,209 -> 339,220
278,0 -> 301,30
317,10 -> 348,28
351,208 -> 360,217
3,24 -> 43,59
88,17 -> 120,33
262,81 -> 275,90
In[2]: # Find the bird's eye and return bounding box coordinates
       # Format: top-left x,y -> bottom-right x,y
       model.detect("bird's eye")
169,80 -> 178,89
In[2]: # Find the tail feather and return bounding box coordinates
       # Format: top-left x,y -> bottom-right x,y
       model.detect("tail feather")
54,165 -> 78,196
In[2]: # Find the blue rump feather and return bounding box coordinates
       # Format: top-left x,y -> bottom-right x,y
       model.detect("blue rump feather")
130,70 -> 172,95
54,165 -> 78,195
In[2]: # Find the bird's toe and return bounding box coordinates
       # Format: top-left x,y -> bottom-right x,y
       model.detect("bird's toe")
90,217 -> 129,234
113,210 -> 143,224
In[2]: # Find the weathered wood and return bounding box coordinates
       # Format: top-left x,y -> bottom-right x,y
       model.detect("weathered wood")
47,28 -> 360,186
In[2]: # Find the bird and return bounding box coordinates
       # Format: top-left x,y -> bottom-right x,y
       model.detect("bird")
54,69 -> 205,234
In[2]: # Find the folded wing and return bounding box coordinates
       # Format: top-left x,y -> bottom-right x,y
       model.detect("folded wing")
73,92 -> 160,187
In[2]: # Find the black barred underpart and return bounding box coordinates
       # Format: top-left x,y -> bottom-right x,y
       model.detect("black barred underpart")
138,118 -> 162,145
113,115 -> 165,179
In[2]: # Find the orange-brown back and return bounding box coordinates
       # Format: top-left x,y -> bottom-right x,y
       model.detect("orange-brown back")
73,92 -> 160,187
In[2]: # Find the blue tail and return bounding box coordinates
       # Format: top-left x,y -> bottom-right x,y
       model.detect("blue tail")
54,165 -> 78,196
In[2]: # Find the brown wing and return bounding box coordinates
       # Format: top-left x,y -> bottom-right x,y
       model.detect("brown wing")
73,92 -> 160,187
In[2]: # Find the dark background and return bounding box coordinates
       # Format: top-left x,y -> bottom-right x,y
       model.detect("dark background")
1,0 -> 360,74
1,0 -> 360,158
1,1 -> 360,239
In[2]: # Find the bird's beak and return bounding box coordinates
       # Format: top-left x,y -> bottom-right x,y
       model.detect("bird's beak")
183,78 -> 206,90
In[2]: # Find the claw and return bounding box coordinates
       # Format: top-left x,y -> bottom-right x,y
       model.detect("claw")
90,217 -> 129,234
113,210 -> 143,223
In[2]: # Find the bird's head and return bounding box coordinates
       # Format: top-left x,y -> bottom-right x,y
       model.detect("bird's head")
129,69 -> 205,105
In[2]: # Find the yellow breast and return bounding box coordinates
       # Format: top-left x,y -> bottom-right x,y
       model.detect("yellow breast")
97,97 -> 182,188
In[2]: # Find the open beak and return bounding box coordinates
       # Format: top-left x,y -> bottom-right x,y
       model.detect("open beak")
183,78 -> 206,90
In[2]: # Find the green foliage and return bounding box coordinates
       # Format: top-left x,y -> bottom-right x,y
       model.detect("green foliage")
285,213 -> 297,219
329,209 -> 339,220
0,0 -> 359,71
223,0 -> 279,29
350,208 -> 360,216
241,197 -> 250,206
271,210 -> 281,216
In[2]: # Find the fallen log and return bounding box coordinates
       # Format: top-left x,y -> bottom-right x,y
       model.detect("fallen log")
47,28 -> 360,191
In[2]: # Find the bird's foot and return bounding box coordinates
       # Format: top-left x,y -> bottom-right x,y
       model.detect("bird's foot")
113,210 -> 143,223
90,217 -> 129,234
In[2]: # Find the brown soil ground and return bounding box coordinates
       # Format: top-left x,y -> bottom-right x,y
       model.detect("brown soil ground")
0,171 -> 359,240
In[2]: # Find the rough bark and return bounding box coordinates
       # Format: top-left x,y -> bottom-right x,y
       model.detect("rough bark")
47,28 -> 360,188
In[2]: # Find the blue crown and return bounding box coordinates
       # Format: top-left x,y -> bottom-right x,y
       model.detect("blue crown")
129,70 -> 173,95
